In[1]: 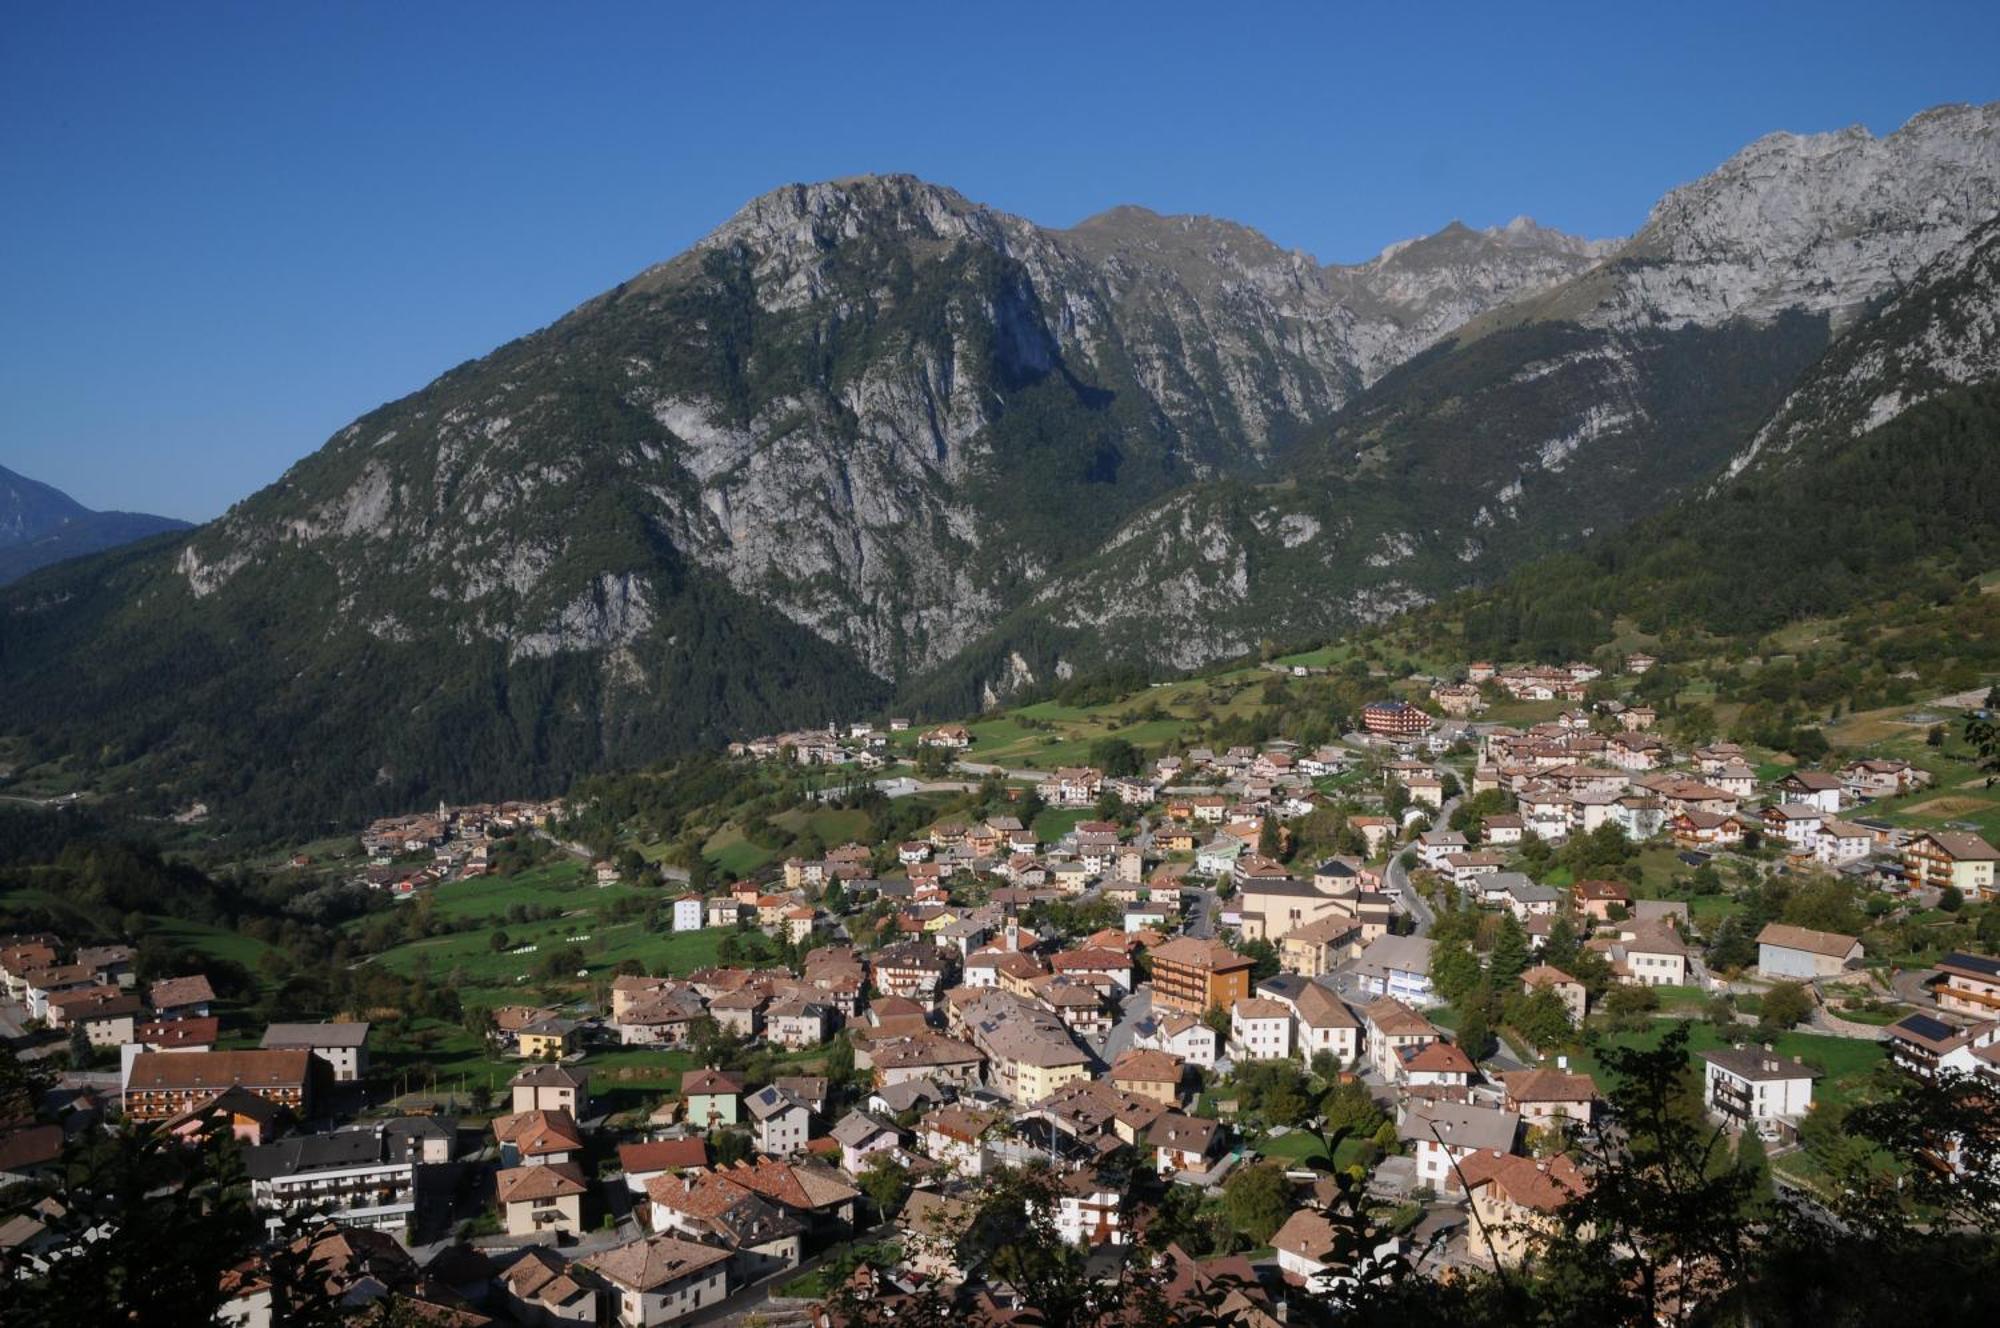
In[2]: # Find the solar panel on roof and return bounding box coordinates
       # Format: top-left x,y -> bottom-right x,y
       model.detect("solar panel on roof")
1941,951 -> 2000,979
1898,1013 -> 1956,1042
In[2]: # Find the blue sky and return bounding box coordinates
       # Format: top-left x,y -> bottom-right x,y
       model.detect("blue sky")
5,2 -> 1997,520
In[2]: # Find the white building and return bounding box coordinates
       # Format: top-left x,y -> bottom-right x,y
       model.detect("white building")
1699,1047 -> 1821,1136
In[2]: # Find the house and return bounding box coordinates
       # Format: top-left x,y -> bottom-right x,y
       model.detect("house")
1364,999 -> 1441,1081
136,1015 -> 219,1053
1698,1047 -> 1822,1137
1280,913 -> 1363,979
766,998 -> 833,1051
1774,771 -> 1846,814
1272,1206 -> 1367,1287
1054,1168 -> 1125,1247
159,1085 -> 288,1145
147,974 -> 217,1022
672,897 -> 704,932
682,1069 -> 747,1129
746,1085 -> 813,1157
1589,923 -> 1690,987
1350,816 -> 1397,855
1762,802 -> 1825,852
1520,965 -> 1587,1026
871,943 -> 957,1000
497,1247 -> 605,1327
1672,810 -> 1749,850
918,1104 -> 1000,1179
1458,1150 -> 1588,1267
962,992 -> 1091,1103
123,1050 -> 316,1123
1841,757 -> 1923,800
1147,1113 -> 1225,1180
1400,1100 -> 1520,1194
643,1171 -> 804,1284
494,1107 -> 586,1167
1812,817 -> 1874,866
1110,1049 -> 1185,1106
827,1111 -> 899,1175
1926,951 -> 2000,1020
1571,879 -> 1632,922
1502,878 -> 1563,920
1756,924 -> 1863,979
497,1162 -> 590,1237
1229,998 -> 1294,1061
1885,1011 -> 2000,1080
920,725 -> 971,749
1399,1039 -> 1479,1090
1499,1068 -> 1598,1127
618,1138 -> 710,1194
1133,1011 -> 1220,1070
518,1018 -> 582,1060
45,987 -> 140,1046
1293,981 -> 1363,1065
259,1022 -> 371,1083
1148,937 -> 1255,1014
583,1233 -> 732,1326
1348,934 -> 1436,1007
1902,830 -> 2000,900
512,1064 -> 589,1116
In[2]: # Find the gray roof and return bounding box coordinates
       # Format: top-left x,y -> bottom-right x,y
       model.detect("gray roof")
261,1021 -> 371,1049
1399,1100 -> 1519,1153
242,1120 -> 445,1179
746,1085 -> 810,1121
1699,1048 -> 1823,1083
828,1111 -> 897,1147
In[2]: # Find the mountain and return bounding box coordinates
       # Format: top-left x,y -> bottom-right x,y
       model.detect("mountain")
922,102 -> 2000,703
0,465 -> 190,585
4,102 -> 1999,831
1431,208 -> 2000,662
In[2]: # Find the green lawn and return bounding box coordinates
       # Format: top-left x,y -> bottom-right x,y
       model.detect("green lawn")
704,827 -> 777,877
368,915 -> 725,996
1572,1021 -> 1886,1110
149,915 -> 280,975
1032,807 -> 1096,842
1255,1132 -> 1374,1170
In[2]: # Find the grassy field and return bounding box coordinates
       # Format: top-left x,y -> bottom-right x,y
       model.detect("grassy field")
1255,1131 -> 1375,1170
357,865 -> 726,1003
1571,1020 -> 1886,1111
703,826 -> 777,877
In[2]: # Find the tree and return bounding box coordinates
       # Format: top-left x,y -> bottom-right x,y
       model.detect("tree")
857,1152 -> 909,1219
1430,936 -> 1483,1007
1087,737 -> 1140,777
1507,986 -> 1575,1050
824,1031 -> 857,1085
1533,1025 -> 1757,1326
1257,816 -> 1280,858
1489,912 -> 1531,987
1759,981 -> 1812,1030
1733,1128 -> 1775,1218
1221,1160 -> 1290,1244
1455,1004 -> 1494,1062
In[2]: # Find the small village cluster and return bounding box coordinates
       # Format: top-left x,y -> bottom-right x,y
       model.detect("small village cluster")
2,653 -> 1998,1328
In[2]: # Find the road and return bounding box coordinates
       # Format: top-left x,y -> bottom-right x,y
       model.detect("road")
1389,793 -> 1456,938
1099,987 -> 1153,1064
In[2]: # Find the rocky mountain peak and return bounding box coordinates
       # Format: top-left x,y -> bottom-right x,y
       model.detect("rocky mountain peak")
1606,99 -> 2000,329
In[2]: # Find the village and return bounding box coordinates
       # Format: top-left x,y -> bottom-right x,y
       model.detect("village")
3,651 -> 1998,1328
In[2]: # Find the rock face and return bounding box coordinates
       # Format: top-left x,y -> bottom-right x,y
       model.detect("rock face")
1598,103 -> 2000,331
7,101 -> 2000,826
0,465 -> 189,586
1726,213 -> 2000,478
